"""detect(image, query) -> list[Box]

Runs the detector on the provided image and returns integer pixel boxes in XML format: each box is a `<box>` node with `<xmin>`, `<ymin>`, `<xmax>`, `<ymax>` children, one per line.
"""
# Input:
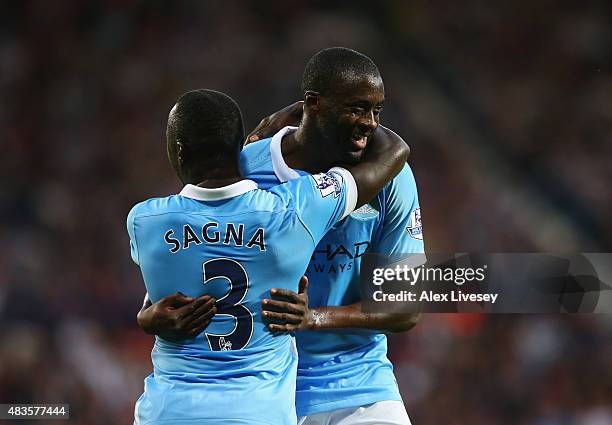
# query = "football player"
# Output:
<box><xmin>128</xmin><ymin>88</ymin><xmax>408</xmax><ymax>424</ymax></box>
<box><xmin>137</xmin><ymin>47</ymin><xmax>423</xmax><ymax>425</ymax></box>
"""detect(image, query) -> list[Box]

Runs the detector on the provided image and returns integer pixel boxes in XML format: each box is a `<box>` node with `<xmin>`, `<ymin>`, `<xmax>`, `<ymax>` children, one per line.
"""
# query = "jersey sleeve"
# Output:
<box><xmin>275</xmin><ymin>167</ymin><xmax>358</xmax><ymax>244</ymax></box>
<box><xmin>126</xmin><ymin>206</ymin><xmax>140</xmax><ymax>265</ymax></box>
<box><xmin>375</xmin><ymin>163</ymin><xmax>425</xmax><ymax>255</ymax></box>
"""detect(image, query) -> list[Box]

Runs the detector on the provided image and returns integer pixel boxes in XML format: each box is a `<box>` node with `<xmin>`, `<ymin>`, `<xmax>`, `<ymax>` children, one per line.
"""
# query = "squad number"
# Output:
<box><xmin>202</xmin><ymin>258</ymin><xmax>253</xmax><ymax>351</ymax></box>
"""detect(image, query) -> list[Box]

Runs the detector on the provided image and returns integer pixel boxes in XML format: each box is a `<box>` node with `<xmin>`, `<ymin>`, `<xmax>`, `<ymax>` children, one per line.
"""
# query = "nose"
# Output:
<box><xmin>358</xmin><ymin>110</ymin><xmax>378</xmax><ymax>133</ymax></box>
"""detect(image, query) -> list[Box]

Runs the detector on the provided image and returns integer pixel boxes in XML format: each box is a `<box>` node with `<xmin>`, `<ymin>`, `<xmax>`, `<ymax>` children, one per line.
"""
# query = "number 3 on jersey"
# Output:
<box><xmin>202</xmin><ymin>258</ymin><xmax>254</xmax><ymax>351</ymax></box>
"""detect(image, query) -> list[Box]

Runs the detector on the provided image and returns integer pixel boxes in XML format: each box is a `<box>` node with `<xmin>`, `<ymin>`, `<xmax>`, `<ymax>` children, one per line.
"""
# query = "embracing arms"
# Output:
<box><xmin>137</xmin><ymin>101</ymin><xmax>418</xmax><ymax>338</ymax></box>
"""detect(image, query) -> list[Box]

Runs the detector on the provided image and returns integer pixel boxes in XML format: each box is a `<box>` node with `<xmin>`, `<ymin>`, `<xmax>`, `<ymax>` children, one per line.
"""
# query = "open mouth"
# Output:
<box><xmin>350</xmin><ymin>134</ymin><xmax>368</xmax><ymax>150</ymax></box>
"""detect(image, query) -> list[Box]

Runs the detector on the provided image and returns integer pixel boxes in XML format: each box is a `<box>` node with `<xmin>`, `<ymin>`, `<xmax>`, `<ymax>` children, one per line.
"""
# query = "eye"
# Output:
<box><xmin>373</xmin><ymin>107</ymin><xmax>383</xmax><ymax>116</ymax></box>
<box><xmin>350</xmin><ymin>107</ymin><xmax>366</xmax><ymax>115</ymax></box>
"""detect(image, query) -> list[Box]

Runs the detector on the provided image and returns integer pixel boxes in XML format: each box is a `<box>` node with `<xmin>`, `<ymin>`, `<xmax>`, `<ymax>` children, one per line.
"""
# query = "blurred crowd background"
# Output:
<box><xmin>1</xmin><ymin>1</ymin><xmax>611</xmax><ymax>424</ymax></box>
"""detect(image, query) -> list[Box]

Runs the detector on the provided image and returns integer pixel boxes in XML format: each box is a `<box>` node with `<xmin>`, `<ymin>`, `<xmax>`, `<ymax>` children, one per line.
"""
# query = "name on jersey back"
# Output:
<box><xmin>163</xmin><ymin>222</ymin><xmax>266</xmax><ymax>253</ymax></box>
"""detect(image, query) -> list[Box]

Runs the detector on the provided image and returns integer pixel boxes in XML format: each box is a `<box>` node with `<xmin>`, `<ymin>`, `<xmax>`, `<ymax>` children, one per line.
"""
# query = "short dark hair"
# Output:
<box><xmin>166</xmin><ymin>89</ymin><xmax>244</xmax><ymax>161</ymax></box>
<box><xmin>301</xmin><ymin>47</ymin><xmax>381</xmax><ymax>96</ymax></box>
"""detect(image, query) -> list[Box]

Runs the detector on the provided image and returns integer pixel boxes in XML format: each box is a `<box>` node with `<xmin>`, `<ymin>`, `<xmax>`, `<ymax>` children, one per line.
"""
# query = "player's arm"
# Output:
<box><xmin>137</xmin><ymin>292</ymin><xmax>217</xmax><ymax>341</ymax></box>
<box><xmin>346</xmin><ymin>125</ymin><xmax>409</xmax><ymax>207</ymax></box>
<box><xmin>245</xmin><ymin>104</ymin><xmax>410</xmax><ymax>207</ymax></box>
<box><xmin>295</xmin><ymin>297</ymin><xmax>421</xmax><ymax>333</ymax></box>
<box><xmin>139</xmin><ymin>115</ymin><xmax>409</xmax><ymax>337</ymax></box>
<box><xmin>245</xmin><ymin>102</ymin><xmax>411</xmax><ymax>205</ymax></box>
<box><xmin>264</xmin><ymin>277</ymin><xmax>420</xmax><ymax>334</ymax></box>
<box><xmin>312</xmin><ymin>304</ymin><xmax>421</xmax><ymax>333</ymax></box>
<box><xmin>269</xmin><ymin>125</ymin><xmax>409</xmax><ymax>238</ymax></box>
<box><xmin>292</xmin><ymin>302</ymin><xmax>420</xmax><ymax>333</ymax></box>
<box><xmin>263</xmin><ymin>130</ymin><xmax>415</xmax><ymax>334</ymax></box>
<box><xmin>245</xmin><ymin>102</ymin><xmax>410</xmax><ymax>203</ymax></box>
<box><xmin>308</xmin><ymin>164</ymin><xmax>425</xmax><ymax>333</ymax></box>
<box><xmin>265</xmin><ymin>171</ymin><xmax>424</xmax><ymax>334</ymax></box>
<box><xmin>265</xmin><ymin>270</ymin><xmax>421</xmax><ymax>334</ymax></box>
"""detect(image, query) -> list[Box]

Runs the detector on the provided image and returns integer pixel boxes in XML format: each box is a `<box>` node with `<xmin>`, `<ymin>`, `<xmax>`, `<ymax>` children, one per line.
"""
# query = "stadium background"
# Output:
<box><xmin>1</xmin><ymin>1</ymin><xmax>611</xmax><ymax>424</ymax></box>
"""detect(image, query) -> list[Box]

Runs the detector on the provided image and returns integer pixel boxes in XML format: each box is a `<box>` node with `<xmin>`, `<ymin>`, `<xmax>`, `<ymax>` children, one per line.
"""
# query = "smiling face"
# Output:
<box><xmin>316</xmin><ymin>73</ymin><xmax>385</xmax><ymax>164</ymax></box>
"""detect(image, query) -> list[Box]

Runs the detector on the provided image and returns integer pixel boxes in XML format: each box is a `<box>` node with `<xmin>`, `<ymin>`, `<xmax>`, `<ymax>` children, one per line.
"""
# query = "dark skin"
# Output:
<box><xmin>139</xmin><ymin>76</ymin><xmax>418</xmax><ymax>338</ymax></box>
<box><xmin>138</xmin><ymin>292</ymin><xmax>217</xmax><ymax>341</ymax></box>
<box><xmin>254</xmin><ymin>87</ymin><xmax>420</xmax><ymax>334</ymax></box>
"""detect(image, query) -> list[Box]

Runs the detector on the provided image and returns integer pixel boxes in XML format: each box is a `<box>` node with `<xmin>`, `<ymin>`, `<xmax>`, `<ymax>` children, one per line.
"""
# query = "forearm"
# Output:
<box><xmin>348</xmin><ymin>126</ymin><xmax>410</xmax><ymax>206</ymax></box>
<box><xmin>309</xmin><ymin>302</ymin><xmax>420</xmax><ymax>334</ymax></box>
<box><xmin>137</xmin><ymin>294</ymin><xmax>155</xmax><ymax>334</ymax></box>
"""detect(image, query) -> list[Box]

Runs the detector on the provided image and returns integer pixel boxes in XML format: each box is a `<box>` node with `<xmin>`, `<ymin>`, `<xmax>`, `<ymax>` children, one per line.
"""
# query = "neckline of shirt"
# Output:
<box><xmin>179</xmin><ymin>180</ymin><xmax>258</xmax><ymax>201</ymax></box>
<box><xmin>270</xmin><ymin>126</ymin><xmax>301</xmax><ymax>183</ymax></box>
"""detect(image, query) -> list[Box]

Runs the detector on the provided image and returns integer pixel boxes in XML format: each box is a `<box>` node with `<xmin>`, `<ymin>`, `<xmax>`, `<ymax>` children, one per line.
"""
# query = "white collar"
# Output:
<box><xmin>179</xmin><ymin>180</ymin><xmax>258</xmax><ymax>201</ymax></box>
<box><xmin>270</xmin><ymin>126</ymin><xmax>301</xmax><ymax>183</ymax></box>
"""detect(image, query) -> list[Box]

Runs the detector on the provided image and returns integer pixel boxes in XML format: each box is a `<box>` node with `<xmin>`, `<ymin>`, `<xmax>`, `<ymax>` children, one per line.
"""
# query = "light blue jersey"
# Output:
<box><xmin>240</xmin><ymin>127</ymin><xmax>425</xmax><ymax>416</ymax></box>
<box><xmin>128</xmin><ymin>170</ymin><xmax>357</xmax><ymax>425</ymax></box>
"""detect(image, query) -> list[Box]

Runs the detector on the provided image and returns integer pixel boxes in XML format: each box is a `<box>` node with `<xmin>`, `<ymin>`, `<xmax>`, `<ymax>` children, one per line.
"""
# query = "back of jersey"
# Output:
<box><xmin>128</xmin><ymin>174</ymin><xmax>355</xmax><ymax>425</ymax></box>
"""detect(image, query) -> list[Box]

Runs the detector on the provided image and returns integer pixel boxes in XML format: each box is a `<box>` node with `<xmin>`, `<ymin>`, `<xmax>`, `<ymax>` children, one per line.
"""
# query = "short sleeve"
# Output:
<box><xmin>126</xmin><ymin>206</ymin><xmax>140</xmax><ymax>265</ymax></box>
<box><xmin>272</xmin><ymin>167</ymin><xmax>358</xmax><ymax>244</ymax></box>
<box><xmin>375</xmin><ymin>163</ymin><xmax>425</xmax><ymax>255</ymax></box>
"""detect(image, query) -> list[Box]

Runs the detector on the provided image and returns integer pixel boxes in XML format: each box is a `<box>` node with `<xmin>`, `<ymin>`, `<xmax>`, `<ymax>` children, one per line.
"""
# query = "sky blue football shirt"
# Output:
<box><xmin>240</xmin><ymin>127</ymin><xmax>425</xmax><ymax>416</ymax></box>
<box><xmin>128</xmin><ymin>169</ymin><xmax>357</xmax><ymax>425</ymax></box>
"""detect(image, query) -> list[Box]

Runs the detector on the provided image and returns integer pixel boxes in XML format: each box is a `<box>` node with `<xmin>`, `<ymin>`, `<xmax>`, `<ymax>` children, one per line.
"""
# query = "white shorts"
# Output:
<box><xmin>297</xmin><ymin>400</ymin><xmax>411</xmax><ymax>425</ymax></box>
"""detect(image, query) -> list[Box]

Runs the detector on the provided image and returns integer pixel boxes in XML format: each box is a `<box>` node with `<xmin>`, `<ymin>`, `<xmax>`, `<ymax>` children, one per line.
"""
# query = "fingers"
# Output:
<box><xmin>269</xmin><ymin>288</ymin><xmax>303</xmax><ymax>303</ymax></box>
<box><xmin>173</xmin><ymin>291</ymin><xmax>195</xmax><ymax>304</ymax></box>
<box><xmin>177</xmin><ymin>296</ymin><xmax>217</xmax><ymax>336</ymax></box>
<box><xmin>175</xmin><ymin>295</ymin><xmax>210</xmax><ymax>316</ymax></box>
<box><xmin>298</xmin><ymin>276</ymin><xmax>309</xmax><ymax>294</ymax></box>
<box><xmin>188</xmin><ymin>298</ymin><xmax>216</xmax><ymax>325</ymax></box>
<box><xmin>262</xmin><ymin>299</ymin><xmax>305</xmax><ymax>314</ymax></box>
<box><xmin>185</xmin><ymin>305</ymin><xmax>218</xmax><ymax>336</ymax></box>
<box><xmin>187</xmin><ymin>320</ymin><xmax>214</xmax><ymax>337</ymax></box>
<box><xmin>267</xmin><ymin>323</ymin><xmax>298</xmax><ymax>333</ymax></box>
<box><xmin>178</xmin><ymin>296</ymin><xmax>215</xmax><ymax>323</ymax></box>
<box><xmin>245</xmin><ymin>117</ymin><xmax>271</xmax><ymax>144</ymax></box>
<box><xmin>262</xmin><ymin>310</ymin><xmax>303</xmax><ymax>325</ymax></box>
<box><xmin>161</xmin><ymin>291</ymin><xmax>195</xmax><ymax>307</ymax></box>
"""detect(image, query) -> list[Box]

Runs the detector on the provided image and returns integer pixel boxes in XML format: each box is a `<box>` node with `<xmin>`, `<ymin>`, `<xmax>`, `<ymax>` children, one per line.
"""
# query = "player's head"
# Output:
<box><xmin>166</xmin><ymin>89</ymin><xmax>244</xmax><ymax>184</ymax></box>
<box><xmin>301</xmin><ymin>47</ymin><xmax>384</xmax><ymax>164</ymax></box>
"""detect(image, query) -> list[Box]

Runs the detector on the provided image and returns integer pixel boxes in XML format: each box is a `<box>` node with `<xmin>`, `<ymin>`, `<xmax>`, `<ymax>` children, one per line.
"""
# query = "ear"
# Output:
<box><xmin>176</xmin><ymin>140</ymin><xmax>185</xmax><ymax>164</ymax></box>
<box><xmin>303</xmin><ymin>90</ymin><xmax>320</xmax><ymax>111</ymax></box>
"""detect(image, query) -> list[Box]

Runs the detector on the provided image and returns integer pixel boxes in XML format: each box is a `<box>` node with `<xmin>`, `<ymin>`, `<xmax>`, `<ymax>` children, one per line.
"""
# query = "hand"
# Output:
<box><xmin>137</xmin><ymin>292</ymin><xmax>217</xmax><ymax>341</ymax></box>
<box><xmin>245</xmin><ymin>101</ymin><xmax>304</xmax><ymax>144</ymax></box>
<box><xmin>262</xmin><ymin>276</ymin><xmax>311</xmax><ymax>333</ymax></box>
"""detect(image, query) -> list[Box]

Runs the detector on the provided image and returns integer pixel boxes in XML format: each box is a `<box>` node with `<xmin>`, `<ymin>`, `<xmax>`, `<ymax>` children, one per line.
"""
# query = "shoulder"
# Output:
<box><xmin>239</xmin><ymin>137</ymin><xmax>273</xmax><ymax>174</ymax></box>
<box><xmin>394</xmin><ymin>162</ymin><xmax>417</xmax><ymax>185</ymax></box>
<box><xmin>127</xmin><ymin>195</ymin><xmax>180</xmax><ymax>224</ymax></box>
<box><xmin>372</xmin><ymin>162</ymin><xmax>420</xmax><ymax>218</ymax></box>
<box><xmin>267</xmin><ymin>171</ymin><xmax>346</xmax><ymax>208</ymax></box>
<box><xmin>263</xmin><ymin>175</ymin><xmax>325</xmax><ymax>213</ymax></box>
<box><xmin>265</xmin><ymin>183</ymin><xmax>296</xmax><ymax>207</ymax></box>
<box><xmin>384</xmin><ymin>162</ymin><xmax>418</xmax><ymax>197</ymax></box>
<box><xmin>233</xmin><ymin>187</ymin><xmax>296</xmax><ymax>217</ymax></box>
